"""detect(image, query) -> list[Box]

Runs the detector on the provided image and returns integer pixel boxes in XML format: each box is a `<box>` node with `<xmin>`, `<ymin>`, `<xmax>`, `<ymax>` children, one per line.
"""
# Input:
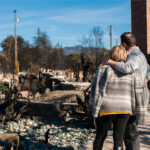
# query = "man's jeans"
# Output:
<box><xmin>124</xmin><ymin>115</ymin><xmax>140</xmax><ymax>150</ymax></box>
<box><xmin>124</xmin><ymin>85</ymin><xmax>149</xmax><ymax>150</ymax></box>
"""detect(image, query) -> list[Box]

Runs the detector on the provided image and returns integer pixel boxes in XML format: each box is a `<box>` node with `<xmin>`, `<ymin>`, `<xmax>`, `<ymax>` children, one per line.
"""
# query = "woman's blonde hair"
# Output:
<box><xmin>110</xmin><ymin>45</ymin><xmax>127</xmax><ymax>62</ymax></box>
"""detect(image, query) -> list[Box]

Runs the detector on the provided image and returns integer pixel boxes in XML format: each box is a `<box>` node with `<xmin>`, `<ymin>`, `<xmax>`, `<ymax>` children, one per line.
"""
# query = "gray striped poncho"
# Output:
<box><xmin>89</xmin><ymin>65</ymin><xmax>148</xmax><ymax>125</ymax></box>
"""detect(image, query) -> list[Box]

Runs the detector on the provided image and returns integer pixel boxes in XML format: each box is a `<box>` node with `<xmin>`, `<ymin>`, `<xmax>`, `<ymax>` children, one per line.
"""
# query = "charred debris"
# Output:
<box><xmin>0</xmin><ymin>71</ymin><xmax>93</xmax><ymax>126</ymax></box>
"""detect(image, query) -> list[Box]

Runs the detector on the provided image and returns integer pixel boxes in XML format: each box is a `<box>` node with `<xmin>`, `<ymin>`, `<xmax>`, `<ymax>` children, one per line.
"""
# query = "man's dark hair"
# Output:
<box><xmin>120</xmin><ymin>32</ymin><xmax>136</xmax><ymax>47</ymax></box>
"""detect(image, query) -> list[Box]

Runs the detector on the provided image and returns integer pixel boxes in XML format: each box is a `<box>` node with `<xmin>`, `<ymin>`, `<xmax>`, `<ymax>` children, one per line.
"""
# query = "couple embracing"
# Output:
<box><xmin>90</xmin><ymin>32</ymin><xmax>150</xmax><ymax>150</ymax></box>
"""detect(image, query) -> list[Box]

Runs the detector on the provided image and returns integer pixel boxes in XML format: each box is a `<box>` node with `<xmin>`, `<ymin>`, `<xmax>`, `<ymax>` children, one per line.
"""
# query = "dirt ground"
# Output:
<box><xmin>80</xmin><ymin>105</ymin><xmax>150</xmax><ymax>150</ymax></box>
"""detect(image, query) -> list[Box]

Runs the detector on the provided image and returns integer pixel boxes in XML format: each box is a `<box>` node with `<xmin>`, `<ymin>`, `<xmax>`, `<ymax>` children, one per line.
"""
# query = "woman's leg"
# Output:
<box><xmin>93</xmin><ymin>115</ymin><xmax>114</xmax><ymax>150</ymax></box>
<box><xmin>113</xmin><ymin>114</ymin><xmax>130</xmax><ymax>149</ymax></box>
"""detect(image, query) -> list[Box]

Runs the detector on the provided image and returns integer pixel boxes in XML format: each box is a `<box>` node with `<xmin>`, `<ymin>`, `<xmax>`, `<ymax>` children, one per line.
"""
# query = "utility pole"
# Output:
<box><xmin>14</xmin><ymin>9</ymin><xmax>18</xmax><ymax>75</ymax></box>
<box><xmin>116</xmin><ymin>39</ymin><xmax>118</xmax><ymax>45</ymax></box>
<box><xmin>108</xmin><ymin>25</ymin><xmax>113</xmax><ymax>49</ymax></box>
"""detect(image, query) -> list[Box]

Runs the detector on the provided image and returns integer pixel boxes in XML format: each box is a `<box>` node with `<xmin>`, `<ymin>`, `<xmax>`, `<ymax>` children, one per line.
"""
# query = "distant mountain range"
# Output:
<box><xmin>63</xmin><ymin>46</ymin><xmax>83</xmax><ymax>55</ymax></box>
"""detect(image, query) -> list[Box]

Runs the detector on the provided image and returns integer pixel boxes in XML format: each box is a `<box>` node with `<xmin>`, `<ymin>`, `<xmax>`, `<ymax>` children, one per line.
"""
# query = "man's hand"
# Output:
<box><xmin>108</xmin><ymin>59</ymin><xmax>117</xmax><ymax>68</ymax></box>
<box><xmin>93</xmin><ymin>117</ymin><xmax>97</xmax><ymax>129</ymax></box>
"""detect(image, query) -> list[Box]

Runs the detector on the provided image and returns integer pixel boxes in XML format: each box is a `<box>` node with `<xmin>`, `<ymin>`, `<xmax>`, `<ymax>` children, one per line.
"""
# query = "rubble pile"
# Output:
<box><xmin>0</xmin><ymin>73</ymin><xmax>12</xmax><ymax>85</ymax></box>
<box><xmin>33</xmin><ymin>90</ymin><xmax>84</xmax><ymax>102</ymax></box>
<box><xmin>18</xmin><ymin>71</ymin><xmax>90</xmax><ymax>92</ymax></box>
<box><xmin>0</xmin><ymin>71</ymin><xmax>93</xmax><ymax>149</ymax></box>
<box><xmin>0</xmin><ymin>118</ymin><xmax>95</xmax><ymax>150</ymax></box>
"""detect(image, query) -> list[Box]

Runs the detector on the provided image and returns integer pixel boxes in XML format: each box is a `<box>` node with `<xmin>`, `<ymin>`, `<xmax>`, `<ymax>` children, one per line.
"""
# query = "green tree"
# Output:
<box><xmin>63</xmin><ymin>53</ymin><xmax>81</xmax><ymax>81</ymax></box>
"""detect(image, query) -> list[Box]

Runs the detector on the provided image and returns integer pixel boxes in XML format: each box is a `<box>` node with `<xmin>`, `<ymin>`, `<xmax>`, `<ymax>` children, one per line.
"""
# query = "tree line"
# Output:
<box><xmin>0</xmin><ymin>26</ymin><xmax>109</xmax><ymax>82</ymax></box>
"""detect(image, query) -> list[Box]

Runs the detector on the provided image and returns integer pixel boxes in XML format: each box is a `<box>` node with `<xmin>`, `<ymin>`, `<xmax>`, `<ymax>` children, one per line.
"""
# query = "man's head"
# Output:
<box><xmin>120</xmin><ymin>32</ymin><xmax>136</xmax><ymax>50</ymax></box>
<box><xmin>110</xmin><ymin>45</ymin><xmax>127</xmax><ymax>62</ymax></box>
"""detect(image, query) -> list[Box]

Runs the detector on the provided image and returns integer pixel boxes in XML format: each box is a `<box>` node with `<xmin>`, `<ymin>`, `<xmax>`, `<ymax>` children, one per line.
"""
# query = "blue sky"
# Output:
<box><xmin>0</xmin><ymin>0</ymin><xmax>131</xmax><ymax>50</ymax></box>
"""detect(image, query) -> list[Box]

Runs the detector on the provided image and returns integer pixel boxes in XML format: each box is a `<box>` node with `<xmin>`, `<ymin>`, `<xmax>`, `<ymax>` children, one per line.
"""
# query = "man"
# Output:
<box><xmin>108</xmin><ymin>32</ymin><xmax>150</xmax><ymax>150</ymax></box>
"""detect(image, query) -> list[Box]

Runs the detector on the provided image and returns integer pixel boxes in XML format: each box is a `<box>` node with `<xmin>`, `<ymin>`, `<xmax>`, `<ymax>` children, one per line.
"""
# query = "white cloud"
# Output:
<box><xmin>0</xmin><ymin>1</ymin><xmax>130</xmax><ymax>30</ymax></box>
<box><xmin>48</xmin><ymin>25</ymin><xmax>59</xmax><ymax>32</ymax></box>
<box><xmin>0</xmin><ymin>0</ymin><xmax>131</xmax><ymax>48</ymax></box>
<box><xmin>19</xmin><ymin>11</ymin><xmax>40</xmax><ymax>19</ymax></box>
<box><xmin>0</xmin><ymin>24</ymin><xmax>13</xmax><ymax>29</ymax></box>
<box><xmin>45</xmin><ymin>2</ymin><xmax>130</xmax><ymax>24</ymax></box>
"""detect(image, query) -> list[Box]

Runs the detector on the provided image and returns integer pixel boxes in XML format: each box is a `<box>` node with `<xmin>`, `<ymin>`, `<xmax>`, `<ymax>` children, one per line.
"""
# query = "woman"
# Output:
<box><xmin>89</xmin><ymin>46</ymin><xmax>146</xmax><ymax>150</ymax></box>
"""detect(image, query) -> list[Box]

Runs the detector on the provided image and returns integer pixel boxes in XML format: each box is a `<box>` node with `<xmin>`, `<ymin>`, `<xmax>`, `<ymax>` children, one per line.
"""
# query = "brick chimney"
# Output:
<box><xmin>131</xmin><ymin>0</ymin><xmax>150</xmax><ymax>64</ymax></box>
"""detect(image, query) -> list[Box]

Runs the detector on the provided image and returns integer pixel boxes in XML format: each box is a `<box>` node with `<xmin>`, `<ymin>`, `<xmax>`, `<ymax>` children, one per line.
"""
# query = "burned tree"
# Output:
<box><xmin>1</xmin><ymin>36</ymin><xmax>31</xmax><ymax>73</ymax></box>
<box><xmin>79</xmin><ymin>26</ymin><xmax>104</xmax><ymax>52</ymax></box>
<box><xmin>33</xmin><ymin>28</ymin><xmax>52</xmax><ymax>69</ymax></box>
<box><xmin>0</xmin><ymin>82</ymin><xmax>30</xmax><ymax>123</ymax></box>
<box><xmin>79</xmin><ymin>26</ymin><xmax>109</xmax><ymax>82</ymax></box>
<box><xmin>76</xmin><ymin>85</ymin><xmax>96</xmax><ymax>128</ymax></box>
